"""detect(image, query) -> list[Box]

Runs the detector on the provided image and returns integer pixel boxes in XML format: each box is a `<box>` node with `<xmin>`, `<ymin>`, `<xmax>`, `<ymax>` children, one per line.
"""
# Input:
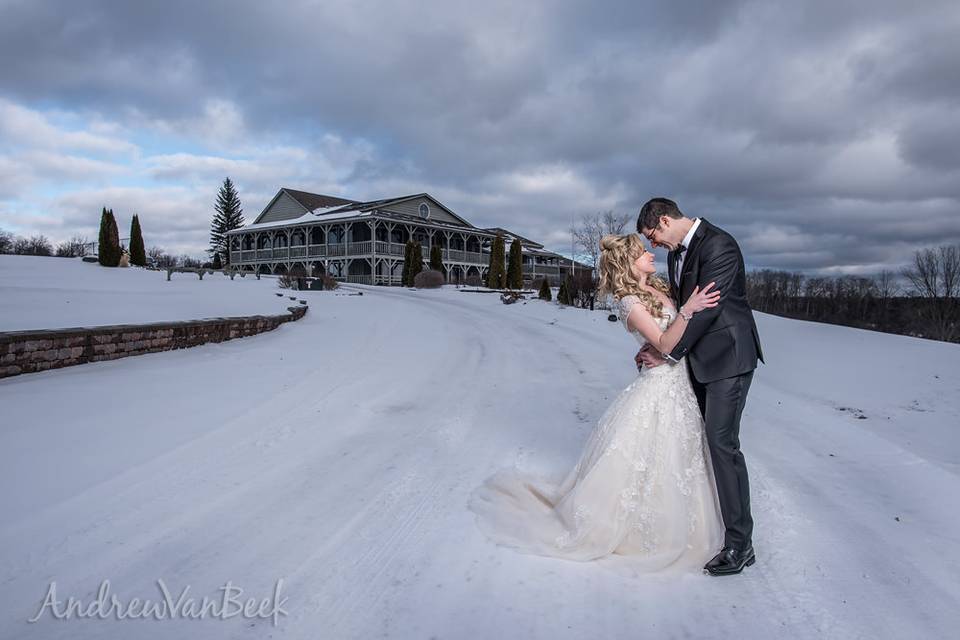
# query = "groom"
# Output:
<box><xmin>635</xmin><ymin>197</ymin><xmax>764</xmax><ymax>576</ymax></box>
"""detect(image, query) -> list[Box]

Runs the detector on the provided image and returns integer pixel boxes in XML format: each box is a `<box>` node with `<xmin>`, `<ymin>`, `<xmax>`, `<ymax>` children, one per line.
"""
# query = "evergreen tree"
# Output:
<box><xmin>212</xmin><ymin>252</ymin><xmax>223</xmax><ymax>269</ymax></box>
<box><xmin>210</xmin><ymin>177</ymin><xmax>245</xmax><ymax>266</ymax></box>
<box><xmin>97</xmin><ymin>207</ymin><xmax>121</xmax><ymax>267</ymax></box>
<box><xmin>557</xmin><ymin>277</ymin><xmax>570</xmax><ymax>305</ymax></box>
<box><xmin>486</xmin><ymin>233</ymin><xmax>506</xmax><ymax>289</ymax></box>
<box><xmin>128</xmin><ymin>214</ymin><xmax>146</xmax><ymax>266</ymax></box>
<box><xmin>538</xmin><ymin>278</ymin><xmax>552</xmax><ymax>301</ymax></box>
<box><xmin>97</xmin><ymin>207</ymin><xmax>109</xmax><ymax>265</ymax></box>
<box><xmin>507</xmin><ymin>238</ymin><xmax>523</xmax><ymax>289</ymax></box>
<box><xmin>430</xmin><ymin>244</ymin><xmax>444</xmax><ymax>275</ymax></box>
<box><xmin>410</xmin><ymin>241</ymin><xmax>424</xmax><ymax>282</ymax></box>
<box><xmin>402</xmin><ymin>240</ymin><xmax>413</xmax><ymax>286</ymax></box>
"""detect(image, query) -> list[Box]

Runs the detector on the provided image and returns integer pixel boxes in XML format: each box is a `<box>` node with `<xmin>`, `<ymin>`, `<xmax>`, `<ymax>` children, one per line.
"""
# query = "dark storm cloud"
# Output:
<box><xmin>0</xmin><ymin>0</ymin><xmax>959</xmax><ymax>271</ymax></box>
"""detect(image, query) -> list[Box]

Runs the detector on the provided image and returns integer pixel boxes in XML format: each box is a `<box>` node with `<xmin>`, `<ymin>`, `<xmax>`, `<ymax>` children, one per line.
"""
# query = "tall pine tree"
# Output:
<box><xmin>430</xmin><ymin>244</ymin><xmax>444</xmax><ymax>275</ymax></box>
<box><xmin>210</xmin><ymin>177</ymin><xmax>245</xmax><ymax>266</ymax></box>
<box><xmin>486</xmin><ymin>234</ymin><xmax>506</xmax><ymax>289</ymax></box>
<box><xmin>129</xmin><ymin>214</ymin><xmax>146</xmax><ymax>266</ymax></box>
<box><xmin>410</xmin><ymin>241</ymin><xmax>424</xmax><ymax>282</ymax></box>
<box><xmin>402</xmin><ymin>240</ymin><xmax>413</xmax><ymax>286</ymax></box>
<box><xmin>506</xmin><ymin>238</ymin><xmax>523</xmax><ymax>289</ymax></box>
<box><xmin>97</xmin><ymin>207</ymin><xmax>121</xmax><ymax>267</ymax></box>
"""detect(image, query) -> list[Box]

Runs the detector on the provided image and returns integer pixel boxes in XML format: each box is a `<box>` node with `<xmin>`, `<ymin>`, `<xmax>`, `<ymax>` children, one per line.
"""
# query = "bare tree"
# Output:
<box><xmin>0</xmin><ymin>228</ymin><xmax>13</xmax><ymax>254</ymax></box>
<box><xmin>11</xmin><ymin>237</ymin><xmax>31</xmax><ymax>254</ymax></box>
<box><xmin>55</xmin><ymin>234</ymin><xmax>91</xmax><ymax>257</ymax></box>
<box><xmin>876</xmin><ymin>270</ymin><xmax>900</xmax><ymax>300</ymax></box>
<box><xmin>902</xmin><ymin>245</ymin><xmax>960</xmax><ymax>342</ymax></box>
<box><xmin>9</xmin><ymin>234</ymin><xmax>53</xmax><ymax>255</ymax></box>
<box><xmin>147</xmin><ymin>246</ymin><xmax>177</xmax><ymax>268</ymax></box>
<box><xmin>178</xmin><ymin>254</ymin><xmax>202</xmax><ymax>268</ymax></box>
<box><xmin>571</xmin><ymin>210</ymin><xmax>631</xmax><ymax>269</ymax></box>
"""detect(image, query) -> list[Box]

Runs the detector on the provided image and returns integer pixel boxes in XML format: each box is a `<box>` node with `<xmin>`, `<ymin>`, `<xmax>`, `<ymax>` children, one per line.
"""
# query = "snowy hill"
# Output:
<box><xmin>0</xmin><ymin>278</ymin><xmax>957</xmax><ymax>639</ymax></box>
<box><xmin>0</xmin><ymin>255</ymin><xmax>295</xmax><ymax>331</ymax></box>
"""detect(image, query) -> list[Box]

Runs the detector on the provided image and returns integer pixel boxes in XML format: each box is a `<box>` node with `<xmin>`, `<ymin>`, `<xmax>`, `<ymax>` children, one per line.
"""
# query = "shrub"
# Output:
<box><xmin>414</xmin><ymin>269</ymin><xmax>444</xmax><ymax>288</ymax></box>
<box><xmin>320</xmin><ymin>271</ymin><xmax>339</xmax><ymax>290</ymax></box>
<box><xmin>301</xmin><ymin>269</ymin><xmax>338</xmax><ymax>290</ymax></box>
<box><xmin>557</xmin><ymin>277</ymin><xmax>570</xmax><ymax>305</ymax></box>
<box><xmin>538</xmin><ymin>278</ymin><xmax>552</xmax><ymax>301</ymax></box>
<box><xmin>567</xmin><ymin>271</ymin><xmax>597</xmax><ymax>309</ymax></box>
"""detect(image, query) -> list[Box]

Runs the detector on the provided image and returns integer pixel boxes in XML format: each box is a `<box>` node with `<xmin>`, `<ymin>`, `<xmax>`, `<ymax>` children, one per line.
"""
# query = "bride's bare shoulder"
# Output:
<box><xmin>617</xmin><ymin>294</ymin><xmax>652</xmax><ymax>322</ymax></box>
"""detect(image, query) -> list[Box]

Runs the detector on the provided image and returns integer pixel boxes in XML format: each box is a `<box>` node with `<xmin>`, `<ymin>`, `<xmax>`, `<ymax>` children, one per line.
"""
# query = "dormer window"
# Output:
<box><xmin>419</xmin><ymin>203</ymin><xmax>430</xmax><ymax>219</ymax></box>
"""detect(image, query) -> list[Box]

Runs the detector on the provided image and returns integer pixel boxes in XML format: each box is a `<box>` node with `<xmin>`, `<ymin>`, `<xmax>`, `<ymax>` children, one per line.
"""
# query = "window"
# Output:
<box><xmin>419</xmin><ymin>203</ymin><xmax>430</xmax><ymax>219</ymax></box>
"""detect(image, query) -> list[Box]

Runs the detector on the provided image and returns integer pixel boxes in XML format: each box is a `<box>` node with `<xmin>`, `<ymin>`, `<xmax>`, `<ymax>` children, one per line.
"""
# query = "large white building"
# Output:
<box><xmin>226</xmin><ymin>188</ymin><xmax>592</xmax><ymax>286</ymax></box>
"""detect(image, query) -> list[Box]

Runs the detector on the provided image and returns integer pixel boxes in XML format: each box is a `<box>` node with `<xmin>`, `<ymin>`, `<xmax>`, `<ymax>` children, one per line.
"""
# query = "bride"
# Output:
<box><xmin>469</xmin><ymin>233</ymin><xmax>725</xmax><ymax>571</ymax></box>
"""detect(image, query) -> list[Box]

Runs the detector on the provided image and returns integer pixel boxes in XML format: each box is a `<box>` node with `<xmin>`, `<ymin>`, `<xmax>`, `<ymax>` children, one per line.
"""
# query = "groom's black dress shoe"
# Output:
<box><xmin>704</xmin><ymin>545</ymin><xmax>755</xmax><ymax>576</ymax></box>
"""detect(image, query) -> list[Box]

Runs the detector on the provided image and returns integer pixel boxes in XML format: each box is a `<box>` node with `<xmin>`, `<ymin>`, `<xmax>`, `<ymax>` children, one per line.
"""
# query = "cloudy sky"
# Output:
<box><xmin>1</xmin><ymin>0</ymin><xmax>959</xmax><ymax>273</ymax></box>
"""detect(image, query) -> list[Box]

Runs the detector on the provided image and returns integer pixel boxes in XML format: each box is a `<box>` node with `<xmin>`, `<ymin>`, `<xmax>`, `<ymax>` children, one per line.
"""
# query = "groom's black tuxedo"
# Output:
<box><xmin>667</xmin><ymin>219</ymin><xmax>763</xmax><ymax>382</ymax></box>
<box><xmin>666</xmin><ymin>218</ymin><xmax>763</xmax><ymax>551</ymax></box>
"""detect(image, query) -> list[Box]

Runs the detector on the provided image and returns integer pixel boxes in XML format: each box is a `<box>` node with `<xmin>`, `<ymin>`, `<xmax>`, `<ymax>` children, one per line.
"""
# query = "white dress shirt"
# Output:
<box><xmin>674</xmin><ymin>217</ymin><xmax>701</xmax><ymax>287</ymax></box>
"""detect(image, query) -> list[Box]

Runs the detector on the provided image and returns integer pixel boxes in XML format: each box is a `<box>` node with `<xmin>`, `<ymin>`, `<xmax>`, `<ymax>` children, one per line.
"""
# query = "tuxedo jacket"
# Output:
<box><xmin>667</xmin><ymin>219</ymin><xmax>764</xmax><ymax>383</ymax></box>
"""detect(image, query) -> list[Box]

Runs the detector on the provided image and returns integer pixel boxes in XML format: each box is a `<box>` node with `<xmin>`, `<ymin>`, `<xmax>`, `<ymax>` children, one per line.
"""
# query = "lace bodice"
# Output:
<box><xmin>617</xmin><ymin>294</ymin><xmax>677</xmax><ymax>343</ymax></box>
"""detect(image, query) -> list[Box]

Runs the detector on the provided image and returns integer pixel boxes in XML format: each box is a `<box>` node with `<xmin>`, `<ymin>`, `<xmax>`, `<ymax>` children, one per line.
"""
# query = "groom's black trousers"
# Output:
<box><xmin>691</xmin><ymin>371</ymin><xmax>754</xmax><ymax>550</ymax></box>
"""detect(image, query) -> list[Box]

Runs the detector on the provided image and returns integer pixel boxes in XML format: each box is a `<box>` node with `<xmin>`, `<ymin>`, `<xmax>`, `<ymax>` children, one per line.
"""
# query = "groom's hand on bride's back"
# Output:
<box><xmin>635</xmin><ymin>344</ymin><xmax>666</xmax><ymax>371</ymax></box>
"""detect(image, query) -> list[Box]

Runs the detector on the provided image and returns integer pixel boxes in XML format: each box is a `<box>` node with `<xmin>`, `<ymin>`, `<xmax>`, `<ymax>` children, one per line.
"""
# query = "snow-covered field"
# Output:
<box><xmin>0</xmin><ymin>255</ymin><xmax>296</xmax><ymax>331</ymax></box>
<box><xmin>1</xmin><ymin>257</ymin><xmax>958</xmax><ymax>639</ymax></box>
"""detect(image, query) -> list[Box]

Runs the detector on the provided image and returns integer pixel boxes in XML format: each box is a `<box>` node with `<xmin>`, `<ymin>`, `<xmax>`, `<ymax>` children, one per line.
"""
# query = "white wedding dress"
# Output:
<box><xmin>469</xmin><ymin>295</ymin><xmax>724</xmax><ymax>571</ymax></box>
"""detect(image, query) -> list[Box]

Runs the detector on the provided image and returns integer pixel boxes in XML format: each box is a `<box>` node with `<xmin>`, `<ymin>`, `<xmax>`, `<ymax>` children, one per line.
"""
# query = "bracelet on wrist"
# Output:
<box><xmin>679</xmin><ymin>307</ymin><xmax>693</xmax><ymax>321</ymax></box>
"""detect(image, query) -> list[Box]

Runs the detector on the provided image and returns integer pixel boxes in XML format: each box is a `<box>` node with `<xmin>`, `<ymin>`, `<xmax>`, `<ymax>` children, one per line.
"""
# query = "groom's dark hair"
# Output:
<box><xmin>637</xmin><ymin>197</ymin><xmax>684</xmax><ymax>233</ymax></box>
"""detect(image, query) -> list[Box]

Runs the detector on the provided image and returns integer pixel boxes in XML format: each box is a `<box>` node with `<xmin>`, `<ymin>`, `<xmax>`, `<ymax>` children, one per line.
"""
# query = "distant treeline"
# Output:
<box><xmin>746</xmin><ymin>245</ymin><xmax>959</xmax><ymax>344</ymax></box>
<box><xmin>0</xmin><ymin>227</ymin><xmax>203</xmax><ymax>269</ymax></box>
<box><xmin>0</xmin><ymin>230</ymin><xmax>89</xmax><ymax>258</ymax></box>
<box><xmin>560</xmin><ymin>243</ymin><xmax>958</xmax><ymax>345</ymax></box>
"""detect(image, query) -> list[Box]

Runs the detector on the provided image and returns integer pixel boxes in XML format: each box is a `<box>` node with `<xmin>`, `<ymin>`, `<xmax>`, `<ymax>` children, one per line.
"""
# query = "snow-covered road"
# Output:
<box><xmin>1</xmin><ymin>280</ymin><xmax>958</xmax><ymax>639</ymax></box>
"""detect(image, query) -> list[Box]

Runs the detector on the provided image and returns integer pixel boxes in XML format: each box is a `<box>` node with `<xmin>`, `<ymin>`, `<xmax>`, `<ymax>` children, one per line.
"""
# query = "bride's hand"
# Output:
<box><xmin>682</xmin><ymin>282</ymin><xmax>721</xmax><ymax>314</ymax></box>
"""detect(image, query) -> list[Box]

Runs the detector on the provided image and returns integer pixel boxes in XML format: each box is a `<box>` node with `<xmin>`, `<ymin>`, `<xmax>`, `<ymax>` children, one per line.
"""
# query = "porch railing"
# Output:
<box><xmin>230</xmin><ymin>243</ymin><xmax>572</xmax><ymax>273</ymax></box>
<box><xmin>347</xmin><ymin>241</ymin><xmax>372</xmax><ymax>254</ymax></box>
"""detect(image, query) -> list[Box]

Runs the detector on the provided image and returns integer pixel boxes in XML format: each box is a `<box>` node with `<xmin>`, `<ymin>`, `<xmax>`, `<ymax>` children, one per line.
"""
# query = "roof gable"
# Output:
<box><xmin>252</xmin><ymin>188</ymin><xmax>358</xmax><ymax>225</ymax></box>
<box><xmin>282</xmin><ymin>188</ymin><xmax>356</xmax><ymax>212</ymax></box>
<box><xmin>336</xmin><ymin>193</ymin><xmax>473</xmax><ymax>227</ymax></box>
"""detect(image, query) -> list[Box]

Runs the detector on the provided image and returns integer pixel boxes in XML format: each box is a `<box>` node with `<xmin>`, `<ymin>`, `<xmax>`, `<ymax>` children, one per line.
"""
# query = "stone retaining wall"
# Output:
<box><xmin>0</xmin><ymin>305</ymin><xmax>307</xmax><ymax>379</ymax></box>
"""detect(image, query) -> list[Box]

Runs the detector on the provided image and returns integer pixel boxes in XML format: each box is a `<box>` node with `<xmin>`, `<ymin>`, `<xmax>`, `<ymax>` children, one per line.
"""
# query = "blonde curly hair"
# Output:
<box><xmin>597</xmin><ymin>233</ymin><xmax>672</xmax><ymax>318</ymax></box>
